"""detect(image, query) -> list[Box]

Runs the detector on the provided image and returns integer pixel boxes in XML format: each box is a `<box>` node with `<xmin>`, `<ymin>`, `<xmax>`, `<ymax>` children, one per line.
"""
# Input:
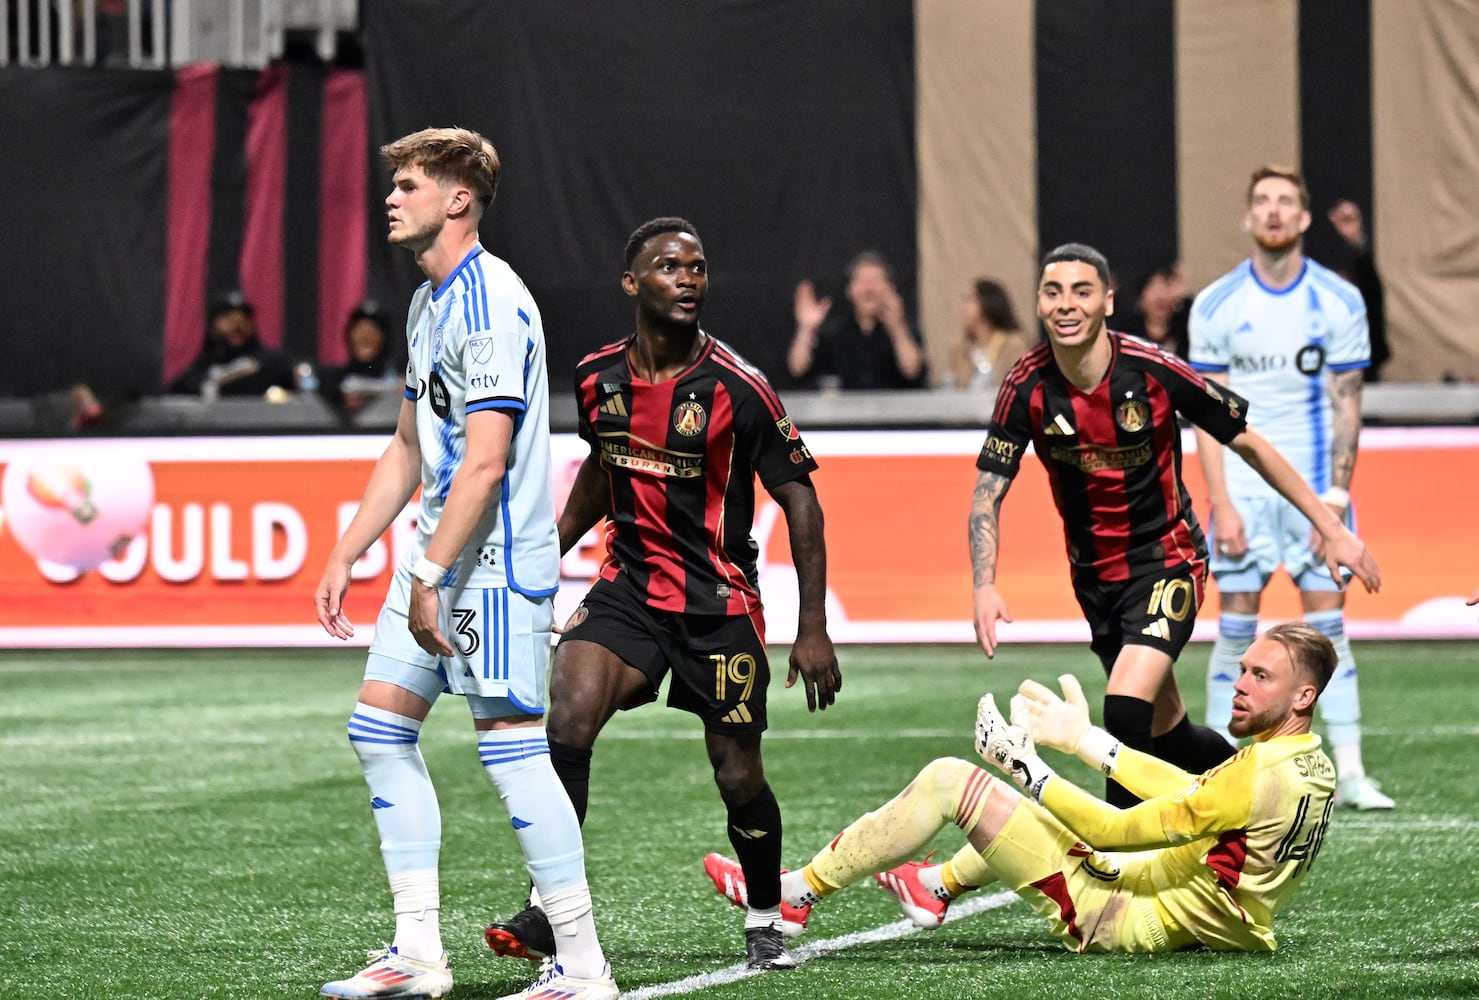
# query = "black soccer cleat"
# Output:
<box><xmin>485</xmin><ymin>904</ymin><xmax>556</xmax><ymax>961</ymax></box>
<box><xmin>743</xmin><ymin>925</ymin><xmax>798</xmax><ymax>971</ymax></box>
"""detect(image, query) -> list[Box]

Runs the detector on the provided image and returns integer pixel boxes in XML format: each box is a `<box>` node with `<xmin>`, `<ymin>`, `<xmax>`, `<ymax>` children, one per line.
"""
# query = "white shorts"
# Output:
<box><xmin>1209</xmin><ymin>495</ymin><xmax>1353</xmax><ymax>593</ymax></box>
<box><xmin>367</xmin><ymin>564</ymin><xmax>554</xmax><ymax>713</ymax></box>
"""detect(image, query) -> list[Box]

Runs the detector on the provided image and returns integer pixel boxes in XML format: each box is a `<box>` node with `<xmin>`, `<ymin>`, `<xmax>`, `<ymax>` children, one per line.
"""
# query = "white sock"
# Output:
<box><xmin>917</xmin><ymin>864</ymin><xmax>950</xmax><ymax>900</ymax></box>
<box><xmin>347</xmin><ymin>704</ymin><xmax>442</xmax><ymax>960</ymax></box>
<box><xmin>745</xmin><ymin>905</ymin><xmax>782</xmax><ymax>931</ymax></box>
<box><xmin>1206</xmin><ymin>613</ymin><xmax>1258</xmax><ymax>739</ymax></box>
<box><xmin>541</xmin><ymin>882</ymin><xmax>607</xmax><ymax>980</ymax></box>
<box><xmin>1333</xmin><ymin>743</ymin><xmax>1366</xmax><ymax>783</ymax></box>
<box><xmin>1306</xmin><ymin>609</ymin><xmax>1364</xmax><ymax>758</ymax></box>
<box><xmin>388</xmin><ymin>869</ymin><xmax>442</xmax><ymax>962</ymax></box>
<box><xmin>480</xmin><ymin>728</ymin><xmax>605</xmax><ymax>976</ymax></box>
<box><xmin>780</xmin><ymin>870</ymin><xmax>815</xmax><ymax>908</ymax></box>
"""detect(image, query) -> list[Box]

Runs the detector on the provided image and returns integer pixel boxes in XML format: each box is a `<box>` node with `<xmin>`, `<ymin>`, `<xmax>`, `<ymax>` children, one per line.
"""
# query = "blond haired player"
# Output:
<box><xmin>707</xmin><ymin>622</ymin><xmax>1337</xmax><ymax>953</ymax></box>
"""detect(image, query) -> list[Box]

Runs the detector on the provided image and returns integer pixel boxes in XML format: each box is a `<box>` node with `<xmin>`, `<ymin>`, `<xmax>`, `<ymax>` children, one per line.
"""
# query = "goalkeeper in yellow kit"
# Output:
<box><xmin>705</xmin><ymin>621</ymin><xmax>1337</xmax><ymax>952</ymax></box>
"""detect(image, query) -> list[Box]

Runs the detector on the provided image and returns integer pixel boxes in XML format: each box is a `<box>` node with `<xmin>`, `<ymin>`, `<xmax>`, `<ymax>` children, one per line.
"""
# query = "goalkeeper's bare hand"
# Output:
<box><xmin>1016</xmin><ymin>674</ymin><xmax>1091</xmax><ymax>754</ymax></box>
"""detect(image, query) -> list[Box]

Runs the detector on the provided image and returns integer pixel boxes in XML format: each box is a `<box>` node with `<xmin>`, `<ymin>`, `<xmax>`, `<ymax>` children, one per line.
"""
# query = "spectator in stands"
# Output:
<box><xmin>1323</xmin><ymin>200</ymin><xmax>1389</xmax><ymax>382</ymax></box>
<box><xmin>319</xmin><ymin>302</ymin><xmax>402</xmax><ymax>414</ymax></box>
<box><xmin>166</xmin><ymin>292</ymin><xmax>296</xmax><ymax>399</ymax></box>
<box><xmin>945</xmin><ymin>277</ymin><xmax>1035</xmax><ymax>392</ymax></box>
<box><xmin>1117</xmin><ymin>260</ymin><xmax>1191</xmax><ymax>360</ymax></box>
<box><xmin>787</xmin><ymin>252</ymin><xmax>928</xmax><ymax>390</ymax></box>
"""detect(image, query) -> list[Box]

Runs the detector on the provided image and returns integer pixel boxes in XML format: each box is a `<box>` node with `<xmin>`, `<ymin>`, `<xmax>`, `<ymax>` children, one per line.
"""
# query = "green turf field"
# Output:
<box><xmin>3</xmin><ymin>642</ymin><xmax>1477</xmax><ymax>999</ymax></box>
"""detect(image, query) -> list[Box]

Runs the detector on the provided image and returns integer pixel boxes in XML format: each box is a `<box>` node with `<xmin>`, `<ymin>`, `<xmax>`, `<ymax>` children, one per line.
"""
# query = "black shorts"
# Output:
<box><xmin>559</xmin><ymin>573</ymin><xmax>771</xmax><ymax>733</ymax></box>
<box><xmin>1072</xmin><ymin>564</ymin><xmax>1205</xmax><ymax>675</ymax></box>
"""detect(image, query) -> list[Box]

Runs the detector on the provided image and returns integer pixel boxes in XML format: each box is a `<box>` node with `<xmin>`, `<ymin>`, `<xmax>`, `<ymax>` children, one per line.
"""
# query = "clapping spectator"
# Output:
<box><xmin>787</xmin><ymin>252</ymin><xmax>928</xmax><ymax>390</ymax></box>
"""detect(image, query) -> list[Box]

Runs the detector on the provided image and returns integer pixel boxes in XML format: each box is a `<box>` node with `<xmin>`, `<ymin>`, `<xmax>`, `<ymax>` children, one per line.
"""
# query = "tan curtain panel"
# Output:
<box><xmin>1176</xmin><ymin>0</ymin><xmax>1301</xmax><ymax>294</ymax></box>
<box><xmin>915</xmin><ymin>0</ymin><xmax>1036</xmax><ymax>389</ymax></box>
<box><xmin>1373</xmin><ymin>0</ymin><xmax>1479</xmax><ymax>381</ymax></box>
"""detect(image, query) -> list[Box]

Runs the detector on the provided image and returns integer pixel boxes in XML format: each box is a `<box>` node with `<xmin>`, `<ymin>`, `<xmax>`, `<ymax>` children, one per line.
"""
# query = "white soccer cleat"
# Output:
<box><xmin>1336</xmin><ymin>775</ymin><xmax>1395</xmax><ymax>811</ymax></box>
<box><xmin>495</xmin><ymin>960</ymin><xmax>619</xmax><ymax>1000</ymax></box>
<box><xmin>320</xmin><ymin>947</ymin><xmax>452</xmax><ymax>999</ymax></box>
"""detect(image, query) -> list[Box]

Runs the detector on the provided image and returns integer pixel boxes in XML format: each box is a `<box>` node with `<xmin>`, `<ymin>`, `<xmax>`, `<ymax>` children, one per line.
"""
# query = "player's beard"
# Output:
<box><xmin>1252</xmin><ymin>229</ymin><xmax>1300</xmax><ymax>254</ymax></box>
<box><xmin>388</xmin><ymin>216</ymin><xmax>440</xmax><ymax>253</ymax></box>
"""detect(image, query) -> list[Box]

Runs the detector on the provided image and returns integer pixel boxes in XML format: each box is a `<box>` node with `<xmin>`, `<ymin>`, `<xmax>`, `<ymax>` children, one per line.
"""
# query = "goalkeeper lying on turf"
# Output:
<box><xmin>706</xmin><ymin>621</ymin><xmax>1338</xmax><ymax>952</ymax></box>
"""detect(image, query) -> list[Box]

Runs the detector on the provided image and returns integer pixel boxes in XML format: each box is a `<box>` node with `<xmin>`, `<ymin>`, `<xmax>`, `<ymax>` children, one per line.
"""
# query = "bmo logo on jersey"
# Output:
<box><xmin>1231</xmin><ymin>354</ymin><xmax>1289</xmax><ymax>374</ymax></box>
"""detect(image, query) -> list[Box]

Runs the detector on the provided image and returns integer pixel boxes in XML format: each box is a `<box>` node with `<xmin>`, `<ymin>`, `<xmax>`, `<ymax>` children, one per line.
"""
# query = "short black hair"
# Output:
<box><xmin>1040</xmin><ymin>243</ymin><xmax>1112</xmax><ymax>289</ymax></box>
<box><xmin>625</xmin><ymin>217</ymin><xmax>701</xmax><ymax>269</ymax></box>
<box><xmin>847</xmin><ymin>250</ymin><xmax>894</xmax><ymax>284</ymax></box>
<box><xmin>208</xmin><ymin>289</ymin><xmax>254</xmax><ymax>323</ymax></box>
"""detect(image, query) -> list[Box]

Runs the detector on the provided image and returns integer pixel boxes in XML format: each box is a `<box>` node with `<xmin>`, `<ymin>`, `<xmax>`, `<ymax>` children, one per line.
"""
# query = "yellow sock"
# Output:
<box><xmin>801</xmin><ymin>864</ymin><xmax>842</xmax><ymax>899</ymax></box>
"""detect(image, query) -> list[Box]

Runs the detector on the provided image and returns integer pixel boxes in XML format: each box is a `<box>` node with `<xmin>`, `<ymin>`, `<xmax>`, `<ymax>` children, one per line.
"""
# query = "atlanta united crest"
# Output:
<box><xmin>1115</xmin><ymin>399</ymin><xmax>1149</xmax><ymax>433</ymax></box>
<box><xmin>673</xmin><ymin>400</ymin><xmax>707</xmax><ymax>436</ymax></box>
<box><xmin>564</xmin><ymin>604</ymin><xmax>589</xmax><ymax>631</ymax></box>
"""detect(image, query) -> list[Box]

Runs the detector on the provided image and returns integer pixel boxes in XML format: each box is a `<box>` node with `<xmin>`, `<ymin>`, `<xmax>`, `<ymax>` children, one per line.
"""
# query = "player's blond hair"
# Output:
<box><xmin>1262</xmin><ymin>621</ymin><xmax>1337</xmax><ymax>695</ymax></box>
<box><xmin>1247</xmin><ymin>165</ymin><xmax>1309</xmax><ymax>209</ymax></box>
<box><xmin>381</xmin><ymin>127</ymin><xmax>501</xmax><ymax>209</ymax></box>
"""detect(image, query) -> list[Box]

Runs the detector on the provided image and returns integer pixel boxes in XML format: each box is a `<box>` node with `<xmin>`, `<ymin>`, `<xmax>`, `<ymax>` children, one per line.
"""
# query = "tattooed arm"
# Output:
<box><xmin>1310</xmin><ymin>368</ymin><xmax>1364</xmax><ymax>561</ymax></box>
<box><xmin>970</xmin><ymin>468</ymin><xmax>1015</xmax><ymax>658</ymax></box>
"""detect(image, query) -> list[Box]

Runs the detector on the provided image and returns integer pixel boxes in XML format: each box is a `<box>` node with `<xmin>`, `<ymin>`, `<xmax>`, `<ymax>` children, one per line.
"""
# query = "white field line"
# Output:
<box><xmin>622</xmin><ymin>890</ymin><xmax>1019</xmax><ymax>999</ymax></box>
<box><xmin>6</xmin><ymin>725</ymin><xmax>1479</xmax><ymax>749</ymax></box>
<box><xmin>590</xmin><ymin>725</ymin><xmax>1479</xmax><ymax>740</ymax></box>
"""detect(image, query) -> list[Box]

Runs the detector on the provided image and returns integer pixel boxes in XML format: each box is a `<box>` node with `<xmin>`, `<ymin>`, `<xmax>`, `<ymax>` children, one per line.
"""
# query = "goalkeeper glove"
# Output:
<box><xmin>1016</xmin><ymin>674</ymin><xmax>1121</xmax><ymax>775</ymax></box>
<box><xmin>974</xmin><ymin>693</ymin><xmax>1056</xmax><ymax>802</ymax></box>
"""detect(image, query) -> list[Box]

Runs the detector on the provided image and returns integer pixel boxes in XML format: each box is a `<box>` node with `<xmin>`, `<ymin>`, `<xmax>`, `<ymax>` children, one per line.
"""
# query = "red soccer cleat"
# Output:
<box><xmin>874</xmin><ymin>858</ymin><xmax>950</xmax><ymax>930</ymax></box>
<box><xmin>703</xmin><ymin>852</ymin><xmax>811</xmax><ymax>938</ymax></box>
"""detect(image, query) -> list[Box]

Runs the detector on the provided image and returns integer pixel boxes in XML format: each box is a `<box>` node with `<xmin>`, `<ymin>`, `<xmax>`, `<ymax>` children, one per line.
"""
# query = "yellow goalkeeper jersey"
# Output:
<box><xmin>1041</xmin><ymin>733</ymin><xmax>1336</xmax><ymax>950</ymax></box>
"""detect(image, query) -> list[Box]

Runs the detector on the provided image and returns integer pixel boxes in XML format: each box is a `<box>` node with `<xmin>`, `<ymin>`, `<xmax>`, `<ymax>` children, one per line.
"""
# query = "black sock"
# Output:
<box><xmin>726</xmin><ymin>783</ymin><xmax>783</xmax><ymax>910</ymax></box>
<box><xmin>1102</xmin><ymin>695</ymin><xmax>1154</xmax><ymax>808</ymax></box>
<box><xmin>548</xmin><ymin>739</ymin><xmax>593</xmax><ymax>826</ymax></box>
<box><xmin>1153</xmin><ymin>714</ymin><xmax>1236</xmax><ymax>774</ymax></box>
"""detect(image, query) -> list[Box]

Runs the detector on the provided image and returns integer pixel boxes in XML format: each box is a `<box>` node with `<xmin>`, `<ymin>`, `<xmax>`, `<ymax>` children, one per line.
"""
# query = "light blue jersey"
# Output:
<box><xmin>1189</xmin><ymin>258</ymin><xmax>1368</xmax><ymax>498</ymax></box>
<box><xmin>402</xmin><ymin>244</ymin><xmax>559</xmax><ymax>597</ymax></box>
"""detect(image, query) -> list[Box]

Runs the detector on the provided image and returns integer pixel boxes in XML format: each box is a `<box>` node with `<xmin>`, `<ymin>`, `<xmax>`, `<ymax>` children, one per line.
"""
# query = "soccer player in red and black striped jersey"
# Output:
<box><xmin>971</xmin><ymin>243</ymin><xmax>1380</xmax><ymax>807</ymax></box>
<box><xmin>485</xmin><ymin>217</ymin><xmax>839</xmax><ymax>974</ymax></box>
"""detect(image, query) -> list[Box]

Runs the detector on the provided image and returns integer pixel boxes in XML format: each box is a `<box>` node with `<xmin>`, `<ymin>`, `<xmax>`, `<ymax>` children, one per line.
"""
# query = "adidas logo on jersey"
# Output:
<box><xmin>1141</xmin><ymin>618</ymin><xmax>1171</xmax><ymax>640</ymax></box>
<box><xmin>599</xmin><ymin>395</ymin><xmax>628</xmax><ymax>417</ymax></box>
<box><xmin>1043</xmin><ymin>413</ymin><xmax>1075</xmax><ymax>436</ymax></box>
<box><xmin>719</xmin><ymin>704</ymin><xmax>754</xmax><ymax>724</ymax></box>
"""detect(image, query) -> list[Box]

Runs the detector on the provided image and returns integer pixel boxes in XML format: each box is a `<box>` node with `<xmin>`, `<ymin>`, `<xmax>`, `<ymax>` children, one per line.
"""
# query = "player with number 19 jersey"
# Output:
<box><xmin>572</xmin><ymin>334</ymin><xmax>817</xmax><ymax>617</ymax></box>
<box><xmin>403</xmin><ymin>244</ymin><xmax>559</xmax><ymax>596</ymax></box>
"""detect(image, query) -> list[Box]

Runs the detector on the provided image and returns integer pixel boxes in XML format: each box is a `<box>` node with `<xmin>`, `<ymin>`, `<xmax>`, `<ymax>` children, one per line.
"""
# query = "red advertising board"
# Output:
<box><xmin>2</xmin><ymin>428</ymin><xmax>1475</xmax><ymax>646</ymax></box>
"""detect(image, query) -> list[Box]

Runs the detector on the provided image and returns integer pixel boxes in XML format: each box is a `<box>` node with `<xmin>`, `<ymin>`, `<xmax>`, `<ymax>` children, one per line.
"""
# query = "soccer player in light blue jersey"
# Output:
<box><xmin>1190</xmin><ymin>164</ymin><xmax>1392</xmax><ymax>811</ymax></box>
<box><xmin>313</xmin><ymin>128</ymin><xmax>617</xmax><ymax>1000</ymax></box>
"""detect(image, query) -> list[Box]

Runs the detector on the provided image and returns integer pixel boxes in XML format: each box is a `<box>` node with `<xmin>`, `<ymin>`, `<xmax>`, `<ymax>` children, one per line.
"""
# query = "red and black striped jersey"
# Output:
<box><xmin>573</xmin><ymin>332</ymin><xmax>817</xmax><ymax>615</ymax></box>
<box><xmin>977</xmin><ymin>332</ymin><xmax>1249</xmax><ymax>584</ymax></box>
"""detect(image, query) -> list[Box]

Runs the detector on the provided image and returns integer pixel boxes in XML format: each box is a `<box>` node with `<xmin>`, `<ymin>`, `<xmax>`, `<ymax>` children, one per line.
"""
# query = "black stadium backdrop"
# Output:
<box><xmin>0</xmin><ymin>0</ymin><xmax>1374</xmax><ymax>401</ymax></box>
